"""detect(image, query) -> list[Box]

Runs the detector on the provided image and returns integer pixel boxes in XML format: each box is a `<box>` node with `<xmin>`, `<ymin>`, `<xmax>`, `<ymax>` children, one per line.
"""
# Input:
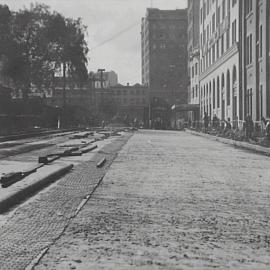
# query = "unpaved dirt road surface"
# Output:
<box><xmin>33</xmin><ymin>130</ymin><xmax>270</xmax><ymax>270</ymax></box>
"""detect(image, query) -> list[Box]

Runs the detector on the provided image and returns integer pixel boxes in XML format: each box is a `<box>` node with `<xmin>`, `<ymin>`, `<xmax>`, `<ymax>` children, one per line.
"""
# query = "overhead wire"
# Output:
<box><xmin>90</xmin><ymin>19</ymin><xmax>140</xmax><ymax>50</ymax></box>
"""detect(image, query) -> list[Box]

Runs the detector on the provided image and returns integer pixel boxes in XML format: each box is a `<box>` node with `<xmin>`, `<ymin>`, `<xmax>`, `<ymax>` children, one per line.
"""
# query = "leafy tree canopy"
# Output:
<box><xmin>0</xmin><ymin>3</ymin><xmax>89</xmax><ymax>99</ymax></box>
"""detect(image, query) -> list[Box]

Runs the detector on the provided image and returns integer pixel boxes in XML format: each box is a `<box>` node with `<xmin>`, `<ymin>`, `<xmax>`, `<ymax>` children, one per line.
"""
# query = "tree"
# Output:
<box><xmin>46</xmin><ymin>13</ymin><xmax>88</xmax><ymax>85</ymax></box>
<box><xmin>1</xmin><ymin>4</ymin><xmax>54</xmax><ymax>99</ymax></box>
<box><xmin>46</xmin><ymin>13</ymin><xmax>88</xmax><ymax>126</ymax></box>
<box><xmin>0</xmin><ymin>3</ymin><xmax>88</xmax><ymax>105</ymax></box>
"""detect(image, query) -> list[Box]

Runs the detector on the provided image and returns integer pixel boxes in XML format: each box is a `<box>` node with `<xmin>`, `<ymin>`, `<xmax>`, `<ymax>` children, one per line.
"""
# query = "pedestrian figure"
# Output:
<box><xmin>245</xmin><ymin>115</ymin><xmax>254</xmax><ymax>139</ymax></box>
<box><xmin>224</xmin><ymin>118</ymin><xmax>231</xmax><ymax>131</ymax></box>
<box><xmin>212</xmin><ymin>114</ymin><xmax>219</xmax><ymax>129</ymax></box>
<box><xmin>203</xmin><ymin>112</ymin><xmax>209</xmax><ymax>133</ymax></box>
<box><xmin>101</xmin><ymin>120</ymin><xmax>105</xmax><ymax>128</ymax></box>
<box><xmin>262</xmin><ymin>117</ymin><xmax>270</xmax><ymax>139</ymax></box>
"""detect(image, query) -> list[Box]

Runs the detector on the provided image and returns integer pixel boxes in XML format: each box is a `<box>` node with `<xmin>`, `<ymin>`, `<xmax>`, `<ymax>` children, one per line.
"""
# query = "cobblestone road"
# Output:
<box><xmin>34</xmin><ymin>130</ymin><xmax>270</xmax><ymax>270</ymax></box>
<box><xmin>0</xmin><ymin>133</ymin><xmax>132</xmax><ymax>270</ymax></box>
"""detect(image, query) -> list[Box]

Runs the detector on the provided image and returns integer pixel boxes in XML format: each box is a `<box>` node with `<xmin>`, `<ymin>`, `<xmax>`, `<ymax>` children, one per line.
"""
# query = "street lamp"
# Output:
<box><xmin>169</xmin><ymin>64</ymin><xmax>176</xmax><ymax>129</ymax></box>
<box><xmin>98</xmin><ymin>69</ymin><xmax>105</xmax><ymax>89</ymax></box>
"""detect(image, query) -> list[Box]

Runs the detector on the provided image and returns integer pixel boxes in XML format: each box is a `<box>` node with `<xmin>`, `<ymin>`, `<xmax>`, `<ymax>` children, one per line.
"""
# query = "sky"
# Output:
<box><xmin>4</xmin><ymin>0</ymin><xmax>187</xmax><ymax>84</ymax></box>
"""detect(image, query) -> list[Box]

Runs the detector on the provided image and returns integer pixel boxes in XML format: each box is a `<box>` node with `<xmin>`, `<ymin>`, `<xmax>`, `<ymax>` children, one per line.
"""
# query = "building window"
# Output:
<box><xmin>217</xmin><ymin>7</ymin><xmax>220</xmax><ymax>27</ymax></box>
<box><xmin>195</xmin><ymin>63</ymin><xmax>198</xmax><ymax>75</ymax></box>
<box><xmin>212</xmin><ymin>45</ymin><xmax>215</xmax><ymax>63</ymax></box>
<box><xmin>245</xmin><ymin>0</ymin><xmax>252</xmax><ymax>15</ymax></box>
<box><xmin>192</xmin><ymin>66</ymin><xmax>194</xmax><ymax>78</ymax></box>
<box><xmin>232</xmin><ymin>19</ymin><xmax>237</xmax><ymax>45</ymax></box>
<box><xmin>260</xmin><ymin>85</ymin><xmax>263</xmax><ymax>118</ymax></box>
<box><xmin>227</xmin><ymin>71</ymin><xmax>230</xmax><ymax>106</ymax></box>
<box><xmin>213</xmin><ymin>79</ymin><xmax>216</xmax><ymax>109</ymax></box>
<box><xmin>217</xmin><ymin>77</ymin><xmax>220</xmax><ymax>108</ymax></box>
<box><xmin>221</xmin><ymin>34</ymin><xmax>224</xmax><ymax>54</ymax></box>
<box><xmin>212</xmin><ymin>13</ymin><xmax>216</xmax><ymax>33</ymax></box>
<box><xmin>259</xmin><ymin>25</ymin><xmax>263</xmax><ymax>58</ymax></box>
<box><xmin>217</xmin><ymin>39</ymin><xmax>220</xmax><ymax>59</ymax></box>
<box><xmin>246</xmin><ymin>89</ymin><xmax>253</xmax><ymax>116</ymax></box>
<box><xmin>203</xmin><ymin>2</ymin><xmax>206</xmax><ymax>21</ymax></box>
<box><xmin>226</xmin><ymin>29</ymin><xmax>230</xmax><ymax>50</ymax></box>
<box><xmin>222</xmin><ymin>0</ymin><xmax>226</xmax><ymax>20</ymax></box>
<box><xmin>246</xmin><ymin>34</ymin><xmax>253</xmax><ymax>65</ymax></box>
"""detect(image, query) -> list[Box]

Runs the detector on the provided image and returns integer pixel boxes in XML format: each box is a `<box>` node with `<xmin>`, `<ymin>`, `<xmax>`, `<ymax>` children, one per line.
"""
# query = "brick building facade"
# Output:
<box><xmin>141</xmin><ymin>8</ymin><xmax>188</xmax><ymax>107</ymax></box>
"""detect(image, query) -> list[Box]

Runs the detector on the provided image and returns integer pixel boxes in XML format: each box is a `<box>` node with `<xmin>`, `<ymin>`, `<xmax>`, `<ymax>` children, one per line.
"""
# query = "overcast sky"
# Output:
<box><xmin>5</xmin><ymin>0</ymin><xmax>187</xmax><ymax>84</ymax></box>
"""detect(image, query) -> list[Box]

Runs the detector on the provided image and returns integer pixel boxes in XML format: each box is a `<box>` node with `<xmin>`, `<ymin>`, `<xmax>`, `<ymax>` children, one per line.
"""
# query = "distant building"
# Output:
<box><xmin>94</xmin><ymin>71</ymin><xmax>118</xmax><ymax>89</ymax></box>
<box><xmin>141</xmin><ymin>8</ymin><xmax>188</xmax><ymax>107</ymax></box>
<box><xmin>187</xmin><ymin>0</ymin><xmax>200</xmax><ymax>121</ymax></box>
<box><xmin>199</xmin><ymin>0</ymin><xmax>240</xmax><ymax>126</ymax></box>
<box><xmin>239</xmin><ymin>0</ymin><xmax>270</xmax><ymax>121</ymax></box>
<box><xmin>111</xmin><ymin>83</ymin><xmax>149</xmax><ymax>124</ymax></box>
<box><xmin>45</xmin><ymin>77</ymin><xmax>94</xmax><ymax>113</ymax></box>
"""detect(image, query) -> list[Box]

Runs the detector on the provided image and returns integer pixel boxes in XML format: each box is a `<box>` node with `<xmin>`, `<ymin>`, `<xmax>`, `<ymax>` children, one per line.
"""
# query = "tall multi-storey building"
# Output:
<box><xmin>199</xmin><ymin>0</ymin><xmax>240</xmax><ymax>126</ymax></box>
<box><xmin>141</xmin><ymin>8</ymin><xmax>188</xmax><ymax>106</ymax></box>
<box><xmin>239</xmin><ymin>0</ymin><xmax>270</xmax><ymax>122</ymax></box>
<box><xmin>187</xmin><ymin>0</ymin><xmax>200</xmax><ymax>121</ymax></box>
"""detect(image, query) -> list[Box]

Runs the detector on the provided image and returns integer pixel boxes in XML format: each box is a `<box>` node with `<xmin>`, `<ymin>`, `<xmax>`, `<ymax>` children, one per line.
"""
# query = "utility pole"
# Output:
<box><xmin>62</xmin><ymin>62</ymin><xmax>67</xmax><ymax>128</ymax></box>
<box><xmin>97</xmin><ymin>69</ymin><xmax>106</xmax><ymax>123</ymax></box>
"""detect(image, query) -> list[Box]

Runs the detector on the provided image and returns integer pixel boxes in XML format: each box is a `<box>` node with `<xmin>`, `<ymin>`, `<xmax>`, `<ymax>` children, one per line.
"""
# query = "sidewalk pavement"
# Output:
<box><xmin>33</xmin><ymin>130</ymin><xmax>270</xmax><ymax>270</ymax></box>
<box><xmin>185</xmin><ymin>129</ymin><xmax>270</xmax><ymax>156</ymax></box>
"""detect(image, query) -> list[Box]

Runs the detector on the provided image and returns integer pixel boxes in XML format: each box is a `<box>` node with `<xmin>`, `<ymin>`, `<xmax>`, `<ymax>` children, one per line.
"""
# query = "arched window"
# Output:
<box><xmin>217</xmin><ymin>76</ymin><xmax>220</xmax><ymax>108</ymax></box>
<box><xmin>213</xmin><ymin>79</ymin><xmax>216</xmax><ymax>109</ymax></box>
<box><xmin>221</xmin><ymin>73</ymin><xmax>225</xmax><ymax>101</ymax></box>
<box><xmin>232</xmin><ymin>66</ymin><xmax>237</xmax><ymax>87</ymax></box>
<box><xmin>227</xmin><ymin>70</ymin><xmax>230</xmax><ymax>105</ymax></box>
<box><xmin>232</xmin><ymin>66</ymin><xmax>237</xmax><ymax>119</ymax></box>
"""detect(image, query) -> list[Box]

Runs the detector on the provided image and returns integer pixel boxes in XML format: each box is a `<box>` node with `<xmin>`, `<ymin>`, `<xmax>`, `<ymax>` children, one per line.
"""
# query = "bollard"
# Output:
<box><xmin>81</xmin><ymin>145</ymin><xmax>97</xmax><ymax>154</ymax></box>
<box><xmin>1</xmin><ymin>172</ymin><xmax>23</xmax><ymax>187</ymax></box>
<box><xmin>38</xmin><ymin>155</ymin><xmax>60</xmax><ymax>164</ymax></box>
<box><xmin>96</xmin><ymin>157</ymin><xmax>106</xmax><ymax>168</ymax></box>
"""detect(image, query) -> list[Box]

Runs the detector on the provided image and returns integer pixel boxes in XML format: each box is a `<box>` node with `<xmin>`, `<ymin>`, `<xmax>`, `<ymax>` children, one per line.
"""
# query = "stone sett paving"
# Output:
<box><xmin>34</xmin><ymin>130</ymin><xmax>270</xmax><ymax>270</ymax></box>
<box><xmin>0</xmin><ymin>133</ymin><xmax>132</xmax><ymax>270</ymax></box>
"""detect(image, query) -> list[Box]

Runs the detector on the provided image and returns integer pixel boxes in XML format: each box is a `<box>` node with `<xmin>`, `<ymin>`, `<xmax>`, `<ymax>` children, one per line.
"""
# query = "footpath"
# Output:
<box><xmin>185</xmin><ymin>129</ymin><xmax>270</xmax><ymax>156</ymax></box>
<box><xmin>0</xmin><ymin>132</ymin><xmax>132</xmax><ymax>270</ymax></box>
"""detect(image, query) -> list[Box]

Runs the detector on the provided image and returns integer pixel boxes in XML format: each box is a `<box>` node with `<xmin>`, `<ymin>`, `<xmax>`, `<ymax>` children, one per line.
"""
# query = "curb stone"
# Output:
<box><xmin>185</xmin><ymin>129</ymin><xmax>270</xmax><ymax>156</ymax></box>
<box><xmin>0</xmin><ymin>164</ymin><xmax>73</xmax><ymax>214</ymax></box>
